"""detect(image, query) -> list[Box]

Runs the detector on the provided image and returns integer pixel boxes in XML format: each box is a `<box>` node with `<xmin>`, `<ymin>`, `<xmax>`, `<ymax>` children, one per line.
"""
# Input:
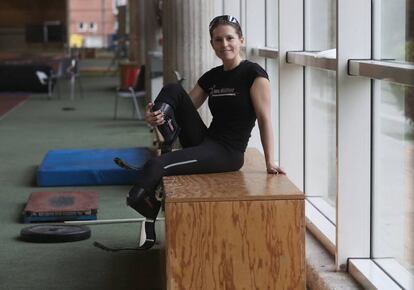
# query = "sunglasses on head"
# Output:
<box><xmin>209</xmin><ymin>15</ymin><xmax>240</xmax><ymax>31</ymax></box>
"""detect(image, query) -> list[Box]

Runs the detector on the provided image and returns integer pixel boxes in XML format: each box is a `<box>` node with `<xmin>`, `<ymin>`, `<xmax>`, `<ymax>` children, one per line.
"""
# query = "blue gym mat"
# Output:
<box><xmin>37</xmin><ymin>147</ymin><xmax>154</xmax><ymax>186</ymax></box>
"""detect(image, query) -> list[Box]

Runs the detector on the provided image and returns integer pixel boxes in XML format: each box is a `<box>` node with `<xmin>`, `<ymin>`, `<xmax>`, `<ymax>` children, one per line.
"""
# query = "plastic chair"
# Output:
<box><xmin>114</xmin><ymin>65</ymin><xmax>146</xmax><ymax>120</ymax></box>
<box><xmin>67</xmin><ymin>56</ymin><xmax>84</xmax><ymax>100</ymax></box>
<box><xmin>47</xmin><ymin>56</ymin><xmax>83</xmax><ymax>100</ymax></box>
<box><xmin>49</xmin><ymin>57</ymin><xmax>71</xmax><ymax>99</ymax></box>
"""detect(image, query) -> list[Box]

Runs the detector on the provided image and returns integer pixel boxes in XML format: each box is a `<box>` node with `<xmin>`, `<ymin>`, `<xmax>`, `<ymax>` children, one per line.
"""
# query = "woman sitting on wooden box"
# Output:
<box><xmin>127</xmin><ymin>15</ymin><xmax>285</xmax><ymax>230</ymax></box>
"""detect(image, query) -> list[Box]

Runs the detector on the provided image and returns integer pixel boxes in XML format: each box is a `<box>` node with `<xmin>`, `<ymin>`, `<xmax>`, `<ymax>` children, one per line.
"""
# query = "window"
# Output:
<box><xmin>304</xmin><ymin>0</ymin><xmax>337</xmax><ymax>214</ymax></box>
<box><xmin>78</xmin><ymin>22</ymin><xmax>87</xmax><ymax>33</ymax></box>
<box><xmin>372</xmin><ymin>81</ymin><xmax>414</xmax><ymax>279</ymax></box>
<box><xmin>371</xmin><ymin>0</ymin><xmax>414</xmax><ymax>283</ymax></box>
<box><xmin>305</xmin><ymin>68</ymin><xmax>336</xmax><ymax>209</ymax></box>
<box><xmin>216</xmin><ymin>0</ymin><xmax>414</xmax><ymax>288</ymax></box>
<box><xmin>305</xmin><ymin>0</ymin><xmax>336</xmax><ymax>51</ymax></box>
<box><xmin>89</xmin><ymin>22</ymin><xmax>98</xmax><ymax>33</ymax></box>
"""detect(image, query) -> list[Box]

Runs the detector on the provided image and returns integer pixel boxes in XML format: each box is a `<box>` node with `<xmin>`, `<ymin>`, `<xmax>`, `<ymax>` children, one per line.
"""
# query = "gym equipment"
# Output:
<box><xmin>37</xmin><ymin>147</ymin><xmax>154</xmax><ymax>186</ymax></box>
<box><xmin>23</xmin><ymin>191</ymin><xmax>98</xmax><ymax>223</ymax></box>
<box><xmin>0</xmin><ymin>63</ymin><xmax>54</xmax><ymax>93</ymax></box>
<box><xmin>20</xmin><ymin>224</ymin><xmax>91</xmax><ymax>243</ymax></box>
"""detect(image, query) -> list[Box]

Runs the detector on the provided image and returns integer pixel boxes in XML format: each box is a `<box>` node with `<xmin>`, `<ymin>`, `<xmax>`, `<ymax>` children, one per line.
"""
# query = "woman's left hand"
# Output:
<box><xmin>266</xmin><ymin>161</ymin><xmax>286</xmax><ymax>175</ymax></box>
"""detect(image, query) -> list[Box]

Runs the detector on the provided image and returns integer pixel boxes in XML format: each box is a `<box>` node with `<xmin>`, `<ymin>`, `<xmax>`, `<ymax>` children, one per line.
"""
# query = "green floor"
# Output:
<box><xmin>0</xmin><ymin>75</ymin><xmax>165</xmax><ymax>290</ymax></box>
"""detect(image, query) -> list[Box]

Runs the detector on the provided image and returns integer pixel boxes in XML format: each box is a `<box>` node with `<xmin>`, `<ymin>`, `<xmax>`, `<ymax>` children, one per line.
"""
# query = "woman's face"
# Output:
<box><xmin>210</xmin><ymin>24</ymin><xmax>244</xmax><ymax>63</ymax></box>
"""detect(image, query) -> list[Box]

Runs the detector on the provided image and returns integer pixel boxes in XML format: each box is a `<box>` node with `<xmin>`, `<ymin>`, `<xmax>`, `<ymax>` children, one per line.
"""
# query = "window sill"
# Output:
<box><xmin>287</xmin><ymin>50</ymin><xmax>337</xmax><ymax>71</ymax></box>
<box><xmin>305</xmin><ymin>199</ymin><xmax>336</xmax><ymax>256</ymax></box>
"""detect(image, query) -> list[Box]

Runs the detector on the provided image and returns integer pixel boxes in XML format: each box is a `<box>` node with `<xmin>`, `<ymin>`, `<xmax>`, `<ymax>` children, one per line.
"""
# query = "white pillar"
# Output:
<box><xmin>336</xmin><ymin>0</ymin><xmax>371</xmax><ymax>270</ymax></box>
<box><xmin>162</xmin><ymin>0</ymin><xmax>216</xmax><ymax>125</ymax></box>
<box><xmin>144</xmin><ymin>0</ymin><xmax>163</xmax><ymax>102</ymax></box>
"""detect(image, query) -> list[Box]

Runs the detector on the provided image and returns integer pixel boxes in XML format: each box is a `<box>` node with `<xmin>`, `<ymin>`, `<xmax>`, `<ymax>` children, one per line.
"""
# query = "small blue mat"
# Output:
<box><xmin>37</xmin><ymin>147</ymin><xmax>154</xmax><ymax>186</ymax></box>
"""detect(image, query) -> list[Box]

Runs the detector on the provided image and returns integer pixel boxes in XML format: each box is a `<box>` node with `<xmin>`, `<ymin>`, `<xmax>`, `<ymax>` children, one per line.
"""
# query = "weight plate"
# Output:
<box><xmin>20</xmin><ymin>225</ymin><xmax>91</xmax><ymax>243</ymax></box>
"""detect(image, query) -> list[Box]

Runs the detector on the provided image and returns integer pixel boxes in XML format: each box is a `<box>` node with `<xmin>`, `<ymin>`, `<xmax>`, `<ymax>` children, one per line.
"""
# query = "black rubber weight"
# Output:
<box><xmin>20</xmin><ymin>225</ymin><xmax>91</xmax><ymax>243</ymax></box>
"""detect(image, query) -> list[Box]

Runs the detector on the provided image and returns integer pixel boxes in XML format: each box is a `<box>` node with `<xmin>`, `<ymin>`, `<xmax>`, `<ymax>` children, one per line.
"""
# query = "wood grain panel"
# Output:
<box><xmin>165</xmin><ymin>199</ymin><xmax>305</xmax><ymax>290</ymax></box>
<box><xmin>164</xmin><ymin>148</ymin><xmax>303</xmax><ymax>202</ymax></box>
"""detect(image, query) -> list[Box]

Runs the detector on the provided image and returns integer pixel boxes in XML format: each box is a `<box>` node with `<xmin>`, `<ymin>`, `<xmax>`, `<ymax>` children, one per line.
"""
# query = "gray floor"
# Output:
<box><xmin>0</xmin><ymin>75</ymin><xmax>165</xmax><ymax>290</ymax></box>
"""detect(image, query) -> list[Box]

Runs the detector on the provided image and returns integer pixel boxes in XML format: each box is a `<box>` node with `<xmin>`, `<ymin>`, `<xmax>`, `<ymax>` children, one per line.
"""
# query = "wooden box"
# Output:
<box><xmin>163</xmin><ymin>149</ymin><xmax>305</xmax><ymax>290</ymax></box>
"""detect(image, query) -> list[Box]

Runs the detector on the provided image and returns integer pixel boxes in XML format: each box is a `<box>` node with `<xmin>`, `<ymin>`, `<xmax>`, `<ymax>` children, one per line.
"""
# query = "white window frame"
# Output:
<box><xmin>280</xmin><ymin>0</ymin><xmax>339</xmax><ymax>262</ymax></box>
<box><xmin>283</xmin><ymin>0</ymin><xmax>370</xmax><ymax>273</ymax></box>
<box><xmin>346</xmin><ymin>0</ymin><xmax>414</xmax><ymax>288</ymax></box>
<box><xmin>336</xmin><ymin>0</ymin><xmax>372</xmax><ymax>270</ymax></box>
<box><xmin>279</xmin><ymin>0</ymin><xmax>372</xmax><ymax>275</ymax></box>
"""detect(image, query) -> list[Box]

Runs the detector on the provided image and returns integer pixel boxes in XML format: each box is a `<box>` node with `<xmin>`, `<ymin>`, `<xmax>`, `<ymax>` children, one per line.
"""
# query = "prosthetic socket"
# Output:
<box><xmin>152</xmin><ymin>102</ymin><xmax>180</xmax><ymax>146</ymax></box>
<box><xmin>127</xmin><ymin>186</ymin><xmax>161</xmax><ymax>220</ymax></box>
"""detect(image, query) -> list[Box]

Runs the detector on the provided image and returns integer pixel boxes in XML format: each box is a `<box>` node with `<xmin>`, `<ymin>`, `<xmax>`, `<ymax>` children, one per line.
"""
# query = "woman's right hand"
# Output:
<box><xmin>145</xmin><ymin>102</ymin><xmax>165</xmax><ymax>127</ymax></box>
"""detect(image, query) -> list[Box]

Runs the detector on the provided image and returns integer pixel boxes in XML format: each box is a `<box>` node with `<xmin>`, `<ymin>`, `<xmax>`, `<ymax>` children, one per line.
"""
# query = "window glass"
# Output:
<box><xmin>78</xmin><ymin>22</ymin><xmax>86</xmax><ymax>32</ymax></box>
<box><xmin>372</xmin><ymin>0</ymin><xmax>414</xmax><ymax>279</ymax></box>
<box><xmin>372</xmin><ymin>81</ymin><xmax>414</xmax><ymax>277</ymax></box>
<box><xmin>380</xmin><ymin>0</ymin><xmax>412</xmax><ymax>62</ymax></box>
<box><xmin>304</xmin><ymin>0</ymin><xmax>337</xmax><ymax>217</ymax></box>
<box><xmin>89</xmin><ymin>22</ymin><xmax>98</xmax><ymax>32</ymax></box>
<box><xmin>305</xmin><ymin>0</ymin><xmax>336</xmax><ymax>51</ymax></box>
<box><xmin>305</xmin><ymin>68</ymin><xmax>337</xmax><ymax>211</ymax></box>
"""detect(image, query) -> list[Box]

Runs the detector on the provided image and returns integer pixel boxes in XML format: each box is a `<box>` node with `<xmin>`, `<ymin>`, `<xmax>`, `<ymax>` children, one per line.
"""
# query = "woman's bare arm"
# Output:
<box><xmin>250</xmin><ymin>77</ymin><xmax>285</xmax><ymax>174</ymax></box>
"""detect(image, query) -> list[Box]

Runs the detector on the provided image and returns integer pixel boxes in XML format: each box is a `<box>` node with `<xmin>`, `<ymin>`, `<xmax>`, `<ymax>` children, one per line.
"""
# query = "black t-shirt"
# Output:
<box><xmin>198</xmin><ymin>60</ymin><xmax>269</xmax><ymax>152</ymax></box>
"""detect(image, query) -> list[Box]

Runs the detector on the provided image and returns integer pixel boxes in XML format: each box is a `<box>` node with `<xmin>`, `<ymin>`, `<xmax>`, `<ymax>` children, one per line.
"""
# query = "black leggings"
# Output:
<box><xmin>134</xmin><ymin>83</ymin><xmax>244</xmax><ymax>192</ymax></box>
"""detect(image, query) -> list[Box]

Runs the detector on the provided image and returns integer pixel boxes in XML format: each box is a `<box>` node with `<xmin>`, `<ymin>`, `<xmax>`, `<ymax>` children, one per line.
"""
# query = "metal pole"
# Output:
<box><xmin>64</xmin><ymin>217</ymin><xmax>165</xmax><ymax>225</ymax></box>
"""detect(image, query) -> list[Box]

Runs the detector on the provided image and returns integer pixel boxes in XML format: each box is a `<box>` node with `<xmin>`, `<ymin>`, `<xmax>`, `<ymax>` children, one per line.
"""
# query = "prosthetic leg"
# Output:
<box><xmin>127</xmin><ymin>183</ymin><xmax>165</xmax><ymax>249</ymax></box>
<box><xmin>123</xmin><ymin>102</ymin><xmax>180</xmax><ymax>250</ymax></box>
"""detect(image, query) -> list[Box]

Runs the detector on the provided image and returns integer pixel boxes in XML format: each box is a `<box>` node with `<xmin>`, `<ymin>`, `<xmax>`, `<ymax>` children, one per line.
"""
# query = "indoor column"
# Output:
<box><xmin>162</xmin><ymin>0</ymin><xmax>216</xmax><ymax>125</ymax></box>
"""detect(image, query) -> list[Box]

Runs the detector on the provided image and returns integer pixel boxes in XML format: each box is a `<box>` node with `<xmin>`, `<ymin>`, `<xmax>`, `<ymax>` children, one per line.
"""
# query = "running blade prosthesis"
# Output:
<box><xmin>113</xmin><ymin>157</ymin><xmax>140</xmax><ymax>171</ymax></box>
<box><xmin>93</xmin><ymin>220</ymin><xmax>156</xmax><ymax>252</ymax></box>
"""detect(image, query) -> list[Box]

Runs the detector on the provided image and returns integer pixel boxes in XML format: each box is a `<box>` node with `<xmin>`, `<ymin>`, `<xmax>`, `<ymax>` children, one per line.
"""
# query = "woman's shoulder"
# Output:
<box><xmin>200</xmin><ymin>64</ymin><xmax>223</xmax><ymax>78</ymax></box>
<box><xmin>243</xmin><ymin>60</ymin><xmax>265</xmax><ymax>71</ymax></box>
<box><xmin>198</xmin><ymin>65</ymin><xmax>223</xmax><ymax>89</ymax></box>
<box><xmin>208</xmin><ymin>64</ymin><xmax>224</xmax><ymax>73</ymax></box>
<box><xmin>242</xmin><ymin>60</ymin><xmax>269</xmax><ymax>80</ymax></box>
